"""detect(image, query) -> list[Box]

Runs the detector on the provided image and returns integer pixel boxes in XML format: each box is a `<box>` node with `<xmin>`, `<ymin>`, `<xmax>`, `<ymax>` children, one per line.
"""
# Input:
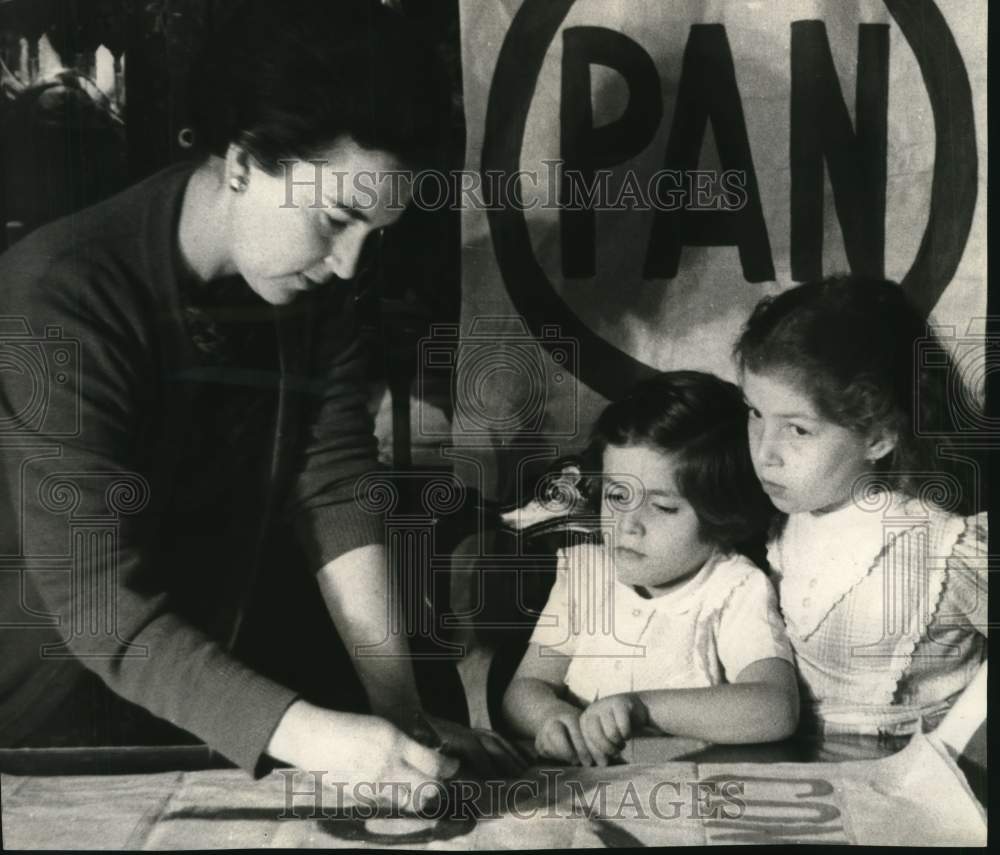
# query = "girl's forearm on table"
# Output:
<box><xmin>635</xmin><ymin>681</ymin><xmax>799</xmax><ymax>744</ymax></box>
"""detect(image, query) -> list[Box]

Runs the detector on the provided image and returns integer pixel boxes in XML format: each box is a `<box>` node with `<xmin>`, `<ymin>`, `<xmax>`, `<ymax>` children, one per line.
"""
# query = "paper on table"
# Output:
<box><xmin>1</xmin><ymin>679</ymin><xmax>987</xmax><ymax>850</ymax></box>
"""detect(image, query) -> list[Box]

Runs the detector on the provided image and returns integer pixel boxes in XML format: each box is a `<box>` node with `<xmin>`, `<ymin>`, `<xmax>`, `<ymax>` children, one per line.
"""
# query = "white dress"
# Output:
<box><xmin>529</xmin><ymin>543</ymin><xmax>794</xmax><ymax>704</ymax></box>
<box><xmin>767</xmin><ymin>492</ymin><xmax>988</xmax><ymax>735</ymax></box>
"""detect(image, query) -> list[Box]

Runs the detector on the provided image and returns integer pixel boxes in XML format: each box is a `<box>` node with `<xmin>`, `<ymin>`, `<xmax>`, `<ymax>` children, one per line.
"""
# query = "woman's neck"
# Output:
<box><xmin>178</xmin><ymin>158</ymin><xmax>237</xmax><ymax>283</ymax></box>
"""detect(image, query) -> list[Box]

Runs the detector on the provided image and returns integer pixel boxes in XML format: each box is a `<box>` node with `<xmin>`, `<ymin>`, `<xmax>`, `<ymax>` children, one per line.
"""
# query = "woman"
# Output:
<box><xmin>0</xmin><ymin>0</ymin><xmax>519</xmax><ymax>807</ymax></box>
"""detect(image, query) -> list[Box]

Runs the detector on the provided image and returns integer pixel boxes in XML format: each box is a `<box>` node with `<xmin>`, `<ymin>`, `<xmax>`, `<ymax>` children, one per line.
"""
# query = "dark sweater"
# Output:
<box><xmin>0</xmin><ymin>163</ymin><xmax>386</xmax><ymax>773</ymax></box>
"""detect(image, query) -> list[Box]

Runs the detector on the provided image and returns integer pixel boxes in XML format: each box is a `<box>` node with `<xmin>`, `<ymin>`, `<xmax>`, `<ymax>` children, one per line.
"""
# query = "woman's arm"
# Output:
<box><xmin>316</xmin><ymin>543</ymin><xmax>422</xmax><ymax>714</ymax></box>
<box><xmin>633</xmin><ymin>657</ymin><xmax>799</xmax><ymax>744</ymax></box>
<box><xmin>317</xmin><ymin>543</ymin><xmax>528</xmax><ymax>775</ymax></box>
<box><xmin>0</xmin><ymin>248</ymin><xmax>300</xmax><ymax>775</ymax></box>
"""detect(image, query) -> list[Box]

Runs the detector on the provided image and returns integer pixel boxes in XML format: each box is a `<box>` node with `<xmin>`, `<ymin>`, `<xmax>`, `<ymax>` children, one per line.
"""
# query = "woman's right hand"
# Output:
<box><xmin>534</xmin><ymin>710</ymin><xmax>594</xmax><ymax>766</ymax></box>
<box><xmin>267</xmin><ymin>700</ymin><xmax>460</xmax><ymax>811</ymax></box>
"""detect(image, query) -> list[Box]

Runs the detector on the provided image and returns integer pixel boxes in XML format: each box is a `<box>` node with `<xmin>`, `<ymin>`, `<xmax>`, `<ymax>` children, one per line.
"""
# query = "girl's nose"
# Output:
<box><xmin>617</xmin><ymin>509</ymin><xmax>643</xmax><ymax>536</ymax></box>
<box><xmin>754</xmin><ymin>428</ymin><xmax>782</xmax><ymax>468</ymax></box>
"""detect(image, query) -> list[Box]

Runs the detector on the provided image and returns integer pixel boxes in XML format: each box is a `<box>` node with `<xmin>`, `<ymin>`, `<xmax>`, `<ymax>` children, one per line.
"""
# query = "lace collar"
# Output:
<box><xmin>768</xmin><ymin>492</ymin><xmax>921</xmax><ymax>639</ymax></box>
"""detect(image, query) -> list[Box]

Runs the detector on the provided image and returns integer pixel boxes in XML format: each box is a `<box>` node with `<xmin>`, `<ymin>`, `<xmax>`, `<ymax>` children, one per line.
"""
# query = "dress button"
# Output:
<box><xmin>809</xmin><ymin>579</ymin><xmax>818</xmax><ymax>589</ymax></box>
<box><xmin>802</xmin><ymin>597</ymin><xmax>812</xmax><ymax>607</ymax></box>
<box><xmin>614</xmin><ymin>661</ymin><xmax>622</xmax><ymax>671</ymax></box>
<box><xmin>632</xmin><ymin>609</ymin><xmax>642</xmax><ymax>618</ymax></box>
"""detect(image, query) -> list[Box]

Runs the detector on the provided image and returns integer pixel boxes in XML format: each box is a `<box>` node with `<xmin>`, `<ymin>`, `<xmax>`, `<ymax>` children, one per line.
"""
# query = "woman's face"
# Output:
<box><xmin>226</xmin><ymin>137</ymin><xmax>410</xmax><ymax>305</ymax></box>
<box><xmin>741</xmin><ymin>369</ymin><xmax>892</xmax><ymax>515</ymax></box>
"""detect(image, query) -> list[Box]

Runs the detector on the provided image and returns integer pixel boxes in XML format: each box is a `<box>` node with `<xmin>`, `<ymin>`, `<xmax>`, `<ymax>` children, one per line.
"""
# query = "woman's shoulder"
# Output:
<box><xmin>0</xmin><ymin>162</ymin><xmax>194</xmax><ymax>307</ymax></box>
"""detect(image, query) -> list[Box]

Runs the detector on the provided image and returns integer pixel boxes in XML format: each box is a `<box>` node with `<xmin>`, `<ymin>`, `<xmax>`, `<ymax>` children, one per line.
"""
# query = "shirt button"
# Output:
<box><xmin>802</xmin><ymin>597</ymin><xmax>812</xmax><ymax>607</ymax></box>
<box><xmin>632</xmin><ymin>609</ymin><xmax>642</xmax><ymax>617</ymax></box>
<box><xmin>614</xmin><ymin>661</ymin><xmax>622</xmax><ymax>671</ymax></box>
<box><xmin>809</xmin><ymin>579</ymin><xmax>818</xmax><ymax>589</ymax></box>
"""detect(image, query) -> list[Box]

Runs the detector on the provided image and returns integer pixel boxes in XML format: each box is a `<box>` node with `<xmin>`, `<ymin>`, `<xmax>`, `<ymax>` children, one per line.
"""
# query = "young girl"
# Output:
<box><xmin>502</xmin><ymin>371</ymin><xmax>799</xmax><ymax>766</ymax></box>
<box><xmin>735</xmin><ymin>275</ymin><xmax>988</xmax><ymax>738</ymax></box>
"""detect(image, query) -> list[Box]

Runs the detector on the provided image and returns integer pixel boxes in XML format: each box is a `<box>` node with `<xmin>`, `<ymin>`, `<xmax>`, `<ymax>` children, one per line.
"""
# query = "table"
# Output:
<box><xmin>0</xmin><ymin>733</ymin><xmax>986</xmax><ymax>849</ymax></box>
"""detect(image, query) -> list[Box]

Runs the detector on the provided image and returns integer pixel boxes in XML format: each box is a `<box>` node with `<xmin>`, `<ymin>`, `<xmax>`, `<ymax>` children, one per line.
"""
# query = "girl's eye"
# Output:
<box><xmin>653</xmin><ymin>505</ymin><xmax>678</xmax><ymax>515</ymax></box>
<box><xmin>604</xmin><ymin>484</ymin><xmax>640</xmax><ymax>510</ymax></box>
<box><xmin>324</xmin><ymin>216</ymin><xmax>348</xmax><ymax>234</ymax></box>
<box><xmin>788</xmin><ymin>424</ymin><xmax>810</xmax><ymax>437</ymax></box>
<box><xmin>747</xmin><ymin>407</ymin><xmax>762</xmax><ymax>420</ymax></box>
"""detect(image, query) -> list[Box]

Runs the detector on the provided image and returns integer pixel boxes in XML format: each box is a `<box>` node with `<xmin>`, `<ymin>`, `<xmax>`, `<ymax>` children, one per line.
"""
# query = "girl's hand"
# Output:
<box><xmin>579</xmin><ymin>694</ymin><xmax>649</xmax><ymax>765</ymax></box>
<box><xmin>267</xmin><ymin>701</ymin><xmax>459</xmax><ymax>812</ymax></box>
<box><xmin>535</xmin><ymin>711</ymin><xmax>594</xmax><ymax>766</ymax></box>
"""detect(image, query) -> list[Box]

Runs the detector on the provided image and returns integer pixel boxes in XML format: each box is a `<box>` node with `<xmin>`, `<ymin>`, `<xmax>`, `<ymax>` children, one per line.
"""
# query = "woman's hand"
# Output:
<box><xmin>419</xmin><ymin>715</ymin><xmax>532</xmax><ymax>778</ymax></box>
<box><xmin>535</xmin><ymin>710</ymin><xmax>594</xmax><ymax>766</ymax></box>
<box><xmin>579</xmin><ymin>694</ymin><xmax>649</xmax><ymax>765</ymax></box>
<box><xmin>267</xmin><ymin>701</ymin><xmax>459</xmax><ymax>811</ymax></box>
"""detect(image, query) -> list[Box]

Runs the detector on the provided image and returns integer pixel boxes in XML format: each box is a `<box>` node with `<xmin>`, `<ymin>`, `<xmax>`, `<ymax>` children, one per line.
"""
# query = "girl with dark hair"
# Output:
<box><xmin>735</xmin><ymin>275</ymin><xmax>987</xmax><ymax>738</ymax></box>
<box><xmin>0</xmin><ymin>0</ymin><xmax>521</xmax><ymax>807</ymax></box>
<box><xmin>502</xmin><ymin>371</ymin><xmax>798</xmax><ymax>766</ymax></box>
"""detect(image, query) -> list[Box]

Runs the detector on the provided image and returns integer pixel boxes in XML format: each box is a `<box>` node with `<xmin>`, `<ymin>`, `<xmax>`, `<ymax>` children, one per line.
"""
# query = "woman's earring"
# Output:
<box><xmin>229</xmin><ymin>175</ymin><xmax>249</xmax><ymax>193</ymax></box>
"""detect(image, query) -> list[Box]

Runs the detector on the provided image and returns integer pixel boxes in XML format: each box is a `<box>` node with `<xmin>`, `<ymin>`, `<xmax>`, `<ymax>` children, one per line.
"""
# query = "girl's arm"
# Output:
<box><xmin>503</xmin><ymin>643</ymin><xmax>595</xmax><ymax>765</ymax></box>
<box><xmin>502</xmin><ymin>643</ymin><xmax>577</xmax><ymax>736</ymax></box>
<box><xmin>633</xmin><ymin>657</ymin><xmax>799</xmax><ymax>743</ymax></box>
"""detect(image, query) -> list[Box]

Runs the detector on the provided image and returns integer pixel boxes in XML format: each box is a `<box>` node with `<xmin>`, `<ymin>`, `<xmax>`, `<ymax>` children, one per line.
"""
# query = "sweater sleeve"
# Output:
<box><xmin>0</xmin><ymin>253</ymin><xmax>297</xmax><ymax>776</ymax></box>
<box><xmin>285</xmin><ymin>289</ymin><xmax>386</xmax><ymax>572</ymax></box>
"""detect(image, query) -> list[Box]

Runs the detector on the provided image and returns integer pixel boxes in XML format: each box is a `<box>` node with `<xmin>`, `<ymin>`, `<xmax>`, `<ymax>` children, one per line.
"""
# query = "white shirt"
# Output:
<box><xmin>529</xmin><ymin>543</ymin><xmax>793</xmax><ymax>704</ymax></box>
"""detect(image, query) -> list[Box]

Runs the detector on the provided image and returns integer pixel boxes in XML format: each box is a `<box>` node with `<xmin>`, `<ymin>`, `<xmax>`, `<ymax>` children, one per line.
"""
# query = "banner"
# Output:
<box><xmin>453</xmin><ymin>0</ymin><xmax>987</xmax><ymax>498</ymax></box>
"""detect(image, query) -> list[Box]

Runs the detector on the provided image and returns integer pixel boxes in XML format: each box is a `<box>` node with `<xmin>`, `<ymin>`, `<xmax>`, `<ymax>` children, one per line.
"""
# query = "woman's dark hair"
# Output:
<box><xmin>734</xmin><ymin>275</ymin><xmax>983</xmax><ymax>514</ymax></box>
<box><xmin>586</xmin><ymin>370</ymin><xmax>775</xmax><ymax>551</ymax></box>
<box><xmin>188</xmin><ymin>0</ymin><xmax>452</xmax><ymax>172</ymax></box>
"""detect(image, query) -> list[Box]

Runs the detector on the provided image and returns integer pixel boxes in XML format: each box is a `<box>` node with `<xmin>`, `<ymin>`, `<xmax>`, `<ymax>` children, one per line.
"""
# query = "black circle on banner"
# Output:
<box><xmin>481</xmin><ymin>0</ymin><xmax>977</xmax><ymax>399</ymax></box>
